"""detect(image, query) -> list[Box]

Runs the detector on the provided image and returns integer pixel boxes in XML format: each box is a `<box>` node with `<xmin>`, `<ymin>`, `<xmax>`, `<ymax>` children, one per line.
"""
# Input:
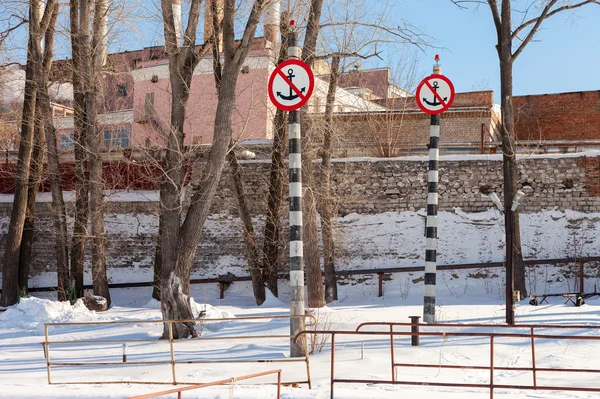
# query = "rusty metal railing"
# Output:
<box><xmin>295</xmin><ymin>322</ymin><xmax>600</xmax><ymax>399</ymax></box>
<box><xmin>44</xmin><ymin>315</ymin><xmax>315</xmax><ymax>387</ymax></box>
<box><xmin>124</xmin><ymin>369</ymin><xmax>282</xmax><ymax>399</ymax></box>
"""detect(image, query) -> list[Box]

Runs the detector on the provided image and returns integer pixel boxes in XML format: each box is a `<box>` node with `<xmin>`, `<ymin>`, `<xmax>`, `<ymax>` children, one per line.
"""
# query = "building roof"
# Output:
<box><xmin>338</xmin><ymin>68</ymin><xmax>390</xmax><ymax>99</ymax></box>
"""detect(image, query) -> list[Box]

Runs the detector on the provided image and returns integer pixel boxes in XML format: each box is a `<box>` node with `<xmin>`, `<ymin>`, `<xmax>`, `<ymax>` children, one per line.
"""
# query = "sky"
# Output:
<box><xmin>113</xmin><ymin>0</ymin><xmax>600</xmax><ymax>101</ymax></box>
<box><xmin>2</xmin><ymin>0</ymin><xmax>599</xmax><ymax>103</ymax></box>
<box><xmin>397</xmin><ymin>1</ymin><xmax>600</xmax><ymax>100</ymax></box>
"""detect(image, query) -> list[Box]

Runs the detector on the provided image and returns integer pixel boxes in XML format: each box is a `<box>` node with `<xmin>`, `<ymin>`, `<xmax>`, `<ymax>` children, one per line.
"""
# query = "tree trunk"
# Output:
<box><xmin>42</xmin><ymin>92</ymin><xmax>70</xmax><ymax>300</ymax></box>
<box><xmin>227</xmin><ymin>143</ymin><xmax>266</xmax><ymax>305</ymax></box>
<box><xmin>299</xmin><ymin>0</ymin><xmax>326</xmax><ymax>308</ymax></box>
<box><xmin>0</xmin><ymin>3</ymin><xmax>43</xmax><ymax>305</ymax></box>
<box><xmin>499</xmin><ymin>1</ymin><xmax>526</xmax><ymax>298</ymax></box>
<box><xmin>158</xmin><ymin>0</ymin><xmax>266</xmax><ymax>337</ymax></box>
<box><xmin>18</xmin><ymin>105</ymin><xmax>46</xmax><ymax>294</ymax></box>
<box><xmin>159</xmin><ymin>74</ymin><xmax>191</xmax><ymax>338</ymax></box>
<box><xmin>161</xmin><ymin>273</ymin><xmax>198</xmax><ymax>339</ymax></box>
<box><xmin>152</xmin><ymin>212</ymin><xmax>162</xmax><ymax>301</ymax></box>
<box><xmin>321</xmin><ymin>55</ymin><xmax>340</xmax><ymax>303</ymax></box>
<box><xmin>176</xmin><ymin>61</ymin><xmax>240</xmax><ymax>288</ymax></box>
<box><xmin>157</xmin><ymin>0</ymin><xmax>207</xmax><ymax>338</ymax></box>
<box><xmin>87</xmin><ymin>92</ymin><xmax>110</xmax><ymax>306</ymax></box>
<box><xmin>87</xmin><ymin>0</ymin><xmax>111</xmax><ymax>306</ymax></box>
<box><xmin>261</xmin><ymin>15</ymin><xmax>289</xmax><ymax>297</ymax></box>
<box><xmin>70</xmin><ymin>0</ymin><xmax>89</xmax><ymax>299</ymax></box>
<box><xmin>262</xmin><ymin>109</ymin><xmax>286</xmax><ymax>296</ymax></box>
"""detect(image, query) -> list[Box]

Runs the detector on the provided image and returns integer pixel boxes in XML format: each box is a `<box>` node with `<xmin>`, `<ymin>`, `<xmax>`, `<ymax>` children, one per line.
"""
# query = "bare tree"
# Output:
<box><xmin>69</xmin><ymin>0</ymin><xmax>89</xmax><ymax>299</ymax></box>
<box><xmin>455</xmin><ymin>0</ymin><xmax>600</xmax><ymax>297</ymax></box>
<box><xmin>157</xmin><ymin>0</ymin><xmax>268</xmax><ymax>338</ymax></box>
<box><xmin>305</xmin><ymin>0</ymin><xmax>430</xmax><ymax>303</ymax></box>
<box><xmin>300</xmin><ymin>0</ymin><xmax>326</xmax><ymax>308</ymax></box>
<box><xmin>206</xmin><ymin>0</ymin><xmax>267</xmax><ymax>304</ymax></box>
<box><xmin>69</xmin><ymin>0</ymin><xmax>111</xmax><ymax>305</ymax></box>
<box><xmin>1</xmin><ymin>0</ymin><xmax>58</xmax><ymax>307</ymax></box>
<box><xmin>88</xmin><ymin>0</ymin><xmax>110</xmax><ymax>305</ymax></box>
<box><xmin>260</xmin><ymin>14</ymin><xmax>289</xmax><ymax>298</ymax></box>
<box><xmin>226</xmin><ymin>144</ymin><xmax>266</xmax><ymax>304</ymax></box>
<box><xmin>18</xmin><ymin>3</ymin><xmax>58</xmax><ymax>295</ymax></box>
<box><xmin>320</xmin><ymin>54</ymin><xmax>339</xmax><ymax>302</ymax></box>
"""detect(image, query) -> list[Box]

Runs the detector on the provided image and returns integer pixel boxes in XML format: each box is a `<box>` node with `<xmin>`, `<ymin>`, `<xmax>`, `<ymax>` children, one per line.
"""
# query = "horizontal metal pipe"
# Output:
<box><xmin>356</xmin><ymin>322</ymin><xmax>600</xmax><ymax>331</ymax></box>
<box><xmin>336</xmin><ymin>378</ymin><xmax>491</xmax><ymax>389</ymax></box>
<box><xmin>394</xmin><ymin>363</ymin><xmax>600</xmax><ymax>374</ymax></box>
<box><xmin>46</xmin><ymin>339</ymin><xmax>163</xmax><ymax>345</ymax></box>
<box><xmin>336</xmin><ymin>379</ymin><xmax>600</xmax><ymax>393</ymax></box>
<box><xmin>45</xmin><ymin>314</ymin><xmax>316</xmax><ymax>328</ymax></box>
<box><xmin>124</xmin><ymin>369</ymin><xmax>283</xmax><ymax>399</ymax></box>
<box><xmin>54</xmin><ymin>381</ymin><xmax>185</xmax><ymax>385</ymax></box>
<box><xmin>58</xmin><ymin>379</ymin><xmax>306</xmax><ymax>386</ymax></box>
<box><xmin>178</xmin><ymin>359</ymin><xmax>306</xmax><ymax>364</ymax></box>
<box><xmin>297</xmin><ymin>329</ymin><xmax>600</xmax><ymax>342</ymax></box>
<box><xmin>49</xmin><ymin>361</ymin><xmax>172</xmax><ymax>366</ymax></box>
<box><xmin>21</xmin><ymin>257</ymin><xmax>600</xmax><ymax>294</ymax></box>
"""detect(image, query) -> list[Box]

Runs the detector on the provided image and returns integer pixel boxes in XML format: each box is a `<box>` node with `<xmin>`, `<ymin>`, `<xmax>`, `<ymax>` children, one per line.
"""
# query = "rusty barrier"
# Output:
<box><xmin>124</xmin><ymin>369</ymin><xmax>282</xmax><ymax>399</ymax></box>
<box><xmin>16</xmin><ymin>256</ymin><xmax>600</xmax><ymax>300</ymax></box>
<box><xmin>295</xmin><ymin>322</ymin><xmax>600</xmax><ymax>399</ymax></box>
<box><xmin>44</xmin><ymin>315</ymin><xmax>315</xmax><ymax>387</ymax></box>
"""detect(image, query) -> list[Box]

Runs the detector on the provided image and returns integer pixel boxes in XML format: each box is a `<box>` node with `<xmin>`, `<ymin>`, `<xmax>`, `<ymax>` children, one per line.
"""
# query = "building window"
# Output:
<box><xmin>104</xmin><ymin>127</ymin><xmax>130</xmax><ymax>148</ymax></box>
<box><xmin>60</xmin><ymin>133</ymin><xmax>74</xmax><ymax>149</ymax></box>
<box><xmin>144</xmin><ymin>92</ymin><xmax>154</xmax><ymax>120</ymax></box>
<box><xmin>117</xmin><ymin>84</ymin><xmax>128</xmax><ymax>97</ymax></box>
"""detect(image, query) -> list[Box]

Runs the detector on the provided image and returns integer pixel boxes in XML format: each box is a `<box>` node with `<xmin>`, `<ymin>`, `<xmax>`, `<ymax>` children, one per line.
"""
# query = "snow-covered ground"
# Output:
<box><xmin>1</xmin><ymin>208</ymin><xmax>600</xmax><ymax>398</ymax></box>
<box><xmin>1</xmin><ymin>283</ymin><xmax>600</xmax><ymax>399</ymax></box>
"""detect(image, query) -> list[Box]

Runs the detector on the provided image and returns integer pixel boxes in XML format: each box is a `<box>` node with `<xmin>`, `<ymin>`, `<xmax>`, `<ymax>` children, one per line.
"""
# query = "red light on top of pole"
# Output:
<box><xmin>434</xmin><ymin>54</ymin><xmax>440</xmax><ymax>64</ymax></box>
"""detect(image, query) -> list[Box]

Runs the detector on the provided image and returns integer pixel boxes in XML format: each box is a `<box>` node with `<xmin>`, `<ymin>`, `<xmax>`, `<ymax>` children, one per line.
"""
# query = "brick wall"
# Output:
<box><xmin>331</xmin><ymin>109</ymin><xmax>494</xmax><ymax>157</ymax></box>
<box><xmin>581</xmin><ymin>156</ymin><xmax>600</xmax><ymax>196</ymax></box>
<box><xmin>514</xmin><ymin>90</ymin><xmax>600</xmax><ymax>142</ymax></box>
<box><xmin>333</xmin><ymin>91</ymin><xmax>497</xmax><ymax>157</ymax></box>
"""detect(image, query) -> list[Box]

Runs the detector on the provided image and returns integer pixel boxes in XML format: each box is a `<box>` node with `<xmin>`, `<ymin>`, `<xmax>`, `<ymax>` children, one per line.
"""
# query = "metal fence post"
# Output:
<box><xmin>410</xmin><ymin>316</ymin><xmax>421</xmax><ymax>346</ymax></box>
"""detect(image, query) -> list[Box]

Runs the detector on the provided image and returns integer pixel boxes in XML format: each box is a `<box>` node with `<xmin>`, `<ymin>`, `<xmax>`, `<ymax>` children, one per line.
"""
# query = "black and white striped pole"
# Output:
<box><xmin>267</xmin><ymin>20</ymin><xmax>314</xmax><ymax>357</ymax></box>
<box><xmin>424</xmin><ymin>112</ymin><xmax>440</xmax><ymax>324</ymax></box>
<box><xmin>287</xmin><ymin>23</ymin><xmax>305</xmax><ymax>357</ymax></box>
<box><xmin>415</xmin><ymin>55</ymin><xmax>455</xmax><ymax>324</ymax></box>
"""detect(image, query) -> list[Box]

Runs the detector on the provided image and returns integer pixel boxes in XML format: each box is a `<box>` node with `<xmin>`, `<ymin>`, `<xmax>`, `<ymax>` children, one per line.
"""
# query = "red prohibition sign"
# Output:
<box><xmin>415</xmin><ymin>74</ymin><xmax>455</xmax><ymax>115</ymax></box>
<box><xmin>268</xmin><ymin>59</ymin><xmax>315</xmax><ymax>111</ymax></box>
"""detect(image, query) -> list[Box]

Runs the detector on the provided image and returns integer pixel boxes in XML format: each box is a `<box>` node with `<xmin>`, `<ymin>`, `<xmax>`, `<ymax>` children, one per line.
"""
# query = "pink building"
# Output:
<box><xmin>130</xmin><ymin>38</ymin><xmax>274</xmax><ymax>147</ymax></box>
<box><xmin>51</xmin><ymin>38</ymin><xmax>278</xmax><ymax>151</ymax></box>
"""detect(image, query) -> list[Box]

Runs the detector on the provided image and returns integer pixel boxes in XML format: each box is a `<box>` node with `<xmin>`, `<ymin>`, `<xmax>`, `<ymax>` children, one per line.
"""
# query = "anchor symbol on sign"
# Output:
<box><xmin>423</xmin><ymin>81</ymin><xmax>447</xmax><ymax>106</ymax></box>
<box><xmin>277</xmin><ymin>68</ymin><xmax>306</xmax><ymax>101</ymax></box>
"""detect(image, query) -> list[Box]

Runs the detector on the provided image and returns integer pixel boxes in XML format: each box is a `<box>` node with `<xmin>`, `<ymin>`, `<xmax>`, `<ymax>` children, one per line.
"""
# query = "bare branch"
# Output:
<box><xmin>512</xmin><ymin>0</ymin><xmax>599</xmax><ymax>41</ymax></box>
<box><xmin>0</xmin><ymin>62</ymin><xmax>24</xmax><ymax>71</ymax></box>
<box><xmin>182</xmin><ymin>0</ymin><xmax>202</xmax><ymax>49</ymax></box>
<box><xmin>486</xmin><ymin>0</ymin><xmax>502</xmax><ymax>36</ymax></box>
<box><xmin>512</xmin><ymin>0</ymin><xmax>559</xmax><ymax>61</ymax></box>
<box><xmin>39</xmin><ymin>0</ymin><xmax>59</xmax><ymax>35</ymax></box>
<box><xmin>232</xmin><ymin>0</ymin><xmax>266</xmax><ymax>67</ymax></box>
<box><xmin>318</xmin><ymin>20</ymin><xmax>431</xmax><ymax>49</ymax></box>
<box><xmin>160</xmin><ymin>0</ymin><xmax>178</xmax><ymax>54</ymax></box>
<box><xmin>315</xmin><ymin>49</ymin><xmax>383</xmax><ymax>61</ymax></box>
<box><xmin>0</xmin><ymin>15</ymin><xmax>27</xmax><ymax>48</ymax></box>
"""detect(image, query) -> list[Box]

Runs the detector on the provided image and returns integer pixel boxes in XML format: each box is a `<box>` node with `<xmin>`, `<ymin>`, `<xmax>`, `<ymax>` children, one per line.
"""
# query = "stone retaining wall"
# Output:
<box><xmin>0</xmin><ymin>154</ymin><xmax>598</xmax><ymax>279</ymax></box>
